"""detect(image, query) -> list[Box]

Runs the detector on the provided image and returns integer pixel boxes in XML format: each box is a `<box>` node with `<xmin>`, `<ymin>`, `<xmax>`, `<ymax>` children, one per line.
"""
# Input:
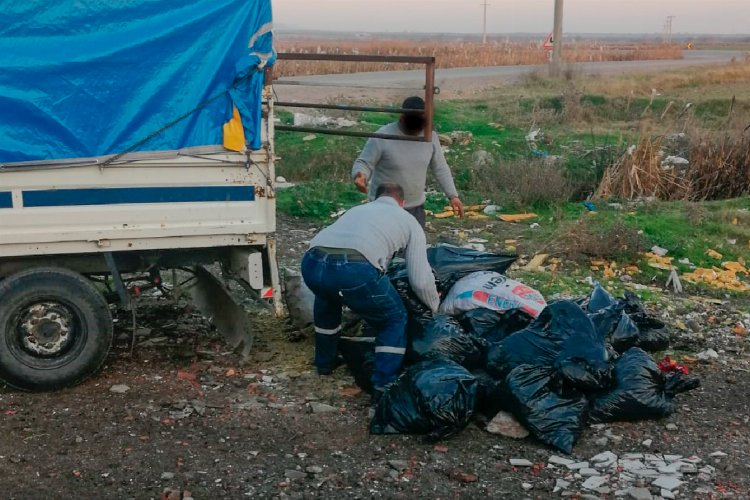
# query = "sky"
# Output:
<box><xmin>273</xmin><ymin>0</ymin><xmax>750</xmax><ymax>35</ymax></box>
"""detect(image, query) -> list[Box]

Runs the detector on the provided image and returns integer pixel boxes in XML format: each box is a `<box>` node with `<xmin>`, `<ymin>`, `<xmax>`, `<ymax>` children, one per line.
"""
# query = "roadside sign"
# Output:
<box><xmin>543</xmin><ymin>31</ymin><xmax>554</xmax><ymax>50</ymax></box>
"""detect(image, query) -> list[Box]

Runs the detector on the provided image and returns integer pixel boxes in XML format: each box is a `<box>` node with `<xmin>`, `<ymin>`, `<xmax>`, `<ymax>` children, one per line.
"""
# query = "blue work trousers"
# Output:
<box><xmin>301</xmin><ymin>248</ymin><xmax>408</xmax><ymax>391</ymax></box>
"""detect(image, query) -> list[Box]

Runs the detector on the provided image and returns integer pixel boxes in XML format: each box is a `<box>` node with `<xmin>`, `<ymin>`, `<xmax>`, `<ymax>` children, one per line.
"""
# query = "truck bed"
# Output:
<box><xmin>0</xmin><ymin>148</ymin><xmax>275</xmax><ymax>257</ymax></box>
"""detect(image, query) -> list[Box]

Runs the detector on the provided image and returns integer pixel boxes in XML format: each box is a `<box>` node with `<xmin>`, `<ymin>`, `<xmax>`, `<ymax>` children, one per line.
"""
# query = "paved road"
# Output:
<box><xmin>275</xmin><ymin>50</ymin><xmax>746</xmax><ymax>101</ymax></box>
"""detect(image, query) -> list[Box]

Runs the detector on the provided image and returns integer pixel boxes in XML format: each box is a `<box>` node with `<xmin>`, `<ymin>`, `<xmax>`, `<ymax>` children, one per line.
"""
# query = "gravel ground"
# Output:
<box><xmin>1</xmin><ymin>216</ymin><xmax>749</xmax><ymax>499</ymax></box>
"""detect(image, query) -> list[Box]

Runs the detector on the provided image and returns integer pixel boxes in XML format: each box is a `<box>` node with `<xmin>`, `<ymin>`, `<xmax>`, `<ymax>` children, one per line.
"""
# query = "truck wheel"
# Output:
<box><xmin>0</xmin><ymin>267</ymin><xmax>113</xmax><ymax>391</ymax></box>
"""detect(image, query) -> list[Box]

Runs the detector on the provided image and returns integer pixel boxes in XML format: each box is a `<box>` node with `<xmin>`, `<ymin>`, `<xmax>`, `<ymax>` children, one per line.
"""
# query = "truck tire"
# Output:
<box><xmin>0</xmin><ymin>267</ymin><xmax>113</xmax><ymax>391</ymax></box>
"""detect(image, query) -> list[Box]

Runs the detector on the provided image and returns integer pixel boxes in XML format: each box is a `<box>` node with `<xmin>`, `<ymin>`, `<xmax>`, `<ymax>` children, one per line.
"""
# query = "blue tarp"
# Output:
<box><xmin>0</xmin><ymin>1</ymin><xmax>274</xmax><ymax>165</ymax></box>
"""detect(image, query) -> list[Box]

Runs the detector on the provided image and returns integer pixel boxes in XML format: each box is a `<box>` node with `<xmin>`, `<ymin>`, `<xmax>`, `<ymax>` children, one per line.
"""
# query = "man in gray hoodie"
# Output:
<box><xmin>352</xmin><ymin>96</ymin><xmax>464</xmax><ymax>227</ymax></box>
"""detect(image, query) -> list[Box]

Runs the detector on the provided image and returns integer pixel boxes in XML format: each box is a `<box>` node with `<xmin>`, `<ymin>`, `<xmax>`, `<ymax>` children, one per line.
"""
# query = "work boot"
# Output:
<box><xmin>316</xmin><ymin>357</ymin><xmax>344</xmax><ymax>376</ymax></box>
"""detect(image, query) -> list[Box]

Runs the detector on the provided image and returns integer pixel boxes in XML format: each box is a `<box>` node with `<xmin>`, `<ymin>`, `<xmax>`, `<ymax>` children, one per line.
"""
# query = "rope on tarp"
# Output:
<box><xmin>99</xmin><ymin>71</ymin><xmax>257</xmax><ymax>168</ymax></box>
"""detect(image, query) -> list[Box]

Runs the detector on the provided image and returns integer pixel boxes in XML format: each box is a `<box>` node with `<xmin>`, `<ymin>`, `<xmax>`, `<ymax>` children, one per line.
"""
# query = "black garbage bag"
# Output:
<box><xmin>589</xmin><ymin>348</ymin><xmax>700</xmax><ymax>422</ymax></box>
<box><xmin>408</xmin><ymin>315</ymin><xmax>486</xmax><ymax>370</ymax></box>
<box><xmin>339</xmin><ymin>336</ymin><xmax>376</xmax><ymax>394</ymax></box>
<box><xmin>426</xmin><ymin>245</ymin><xmax>517</xmax><ymax>292</ymax></box>
<box><xmin>587</xmin><ymin>302</ymin><xmax>626</xmax><ymax>340</ymax></box>
<box><xmin>504</xmin><ymin>364</ymin><xmax>588</xmax><ymax>454</ymax></box>
<box><xmin>389</xmin><ymin>245</ymin><xmax>517</xmax><ymax>294</ymax></box>
<box><xmin>485</xmin><ymin>301</ymin><xmax>611</xmax><ymax>391</ymax></box>
<box><xmin>472</xmin><ymin>369</ymin><xmax>510</xmax><ymax>417</ymax></box>
<box><xmin>390</xmin><ymin>271</ymin><xmax>434</xmax><ymax>321</ymax></box>
<box><xmin>370</xmin><ymin>358</ymin><xmax>478</xmax><ymax>441</ymax></box>
<box><xmin>459</xmin><ymin>308</ymin><xmax>534</xmax><ymax>343</ymax></box>
<box><xmin>609</xmin><ymin>299</ymin><xmax>670</xmax><ymax>353</ymax></box>
<box><xmin>581</xmin><ymin>284</ymin><xmax>617</xmax><ymax>313</ymax></box>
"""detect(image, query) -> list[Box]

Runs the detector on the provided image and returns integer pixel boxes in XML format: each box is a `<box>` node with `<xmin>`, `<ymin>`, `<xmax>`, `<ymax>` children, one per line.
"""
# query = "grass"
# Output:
<box><xmin>275</xmin><ymin>61</ymin><xmax>750</xmax><ymax>297</ymax></box>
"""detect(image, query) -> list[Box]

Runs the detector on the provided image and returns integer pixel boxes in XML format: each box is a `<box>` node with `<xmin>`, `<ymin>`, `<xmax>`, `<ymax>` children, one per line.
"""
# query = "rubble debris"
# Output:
<box><xmin>485</xmin><ymin>411</ymin><xmax>530</xmax><ymax>439</ymax></box>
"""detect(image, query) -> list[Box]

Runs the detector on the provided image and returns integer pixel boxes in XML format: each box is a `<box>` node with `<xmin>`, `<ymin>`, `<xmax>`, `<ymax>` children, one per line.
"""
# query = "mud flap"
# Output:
<box><xmin>191</xmin><ymin>266</ymin><xmax>253</xmax><ymax>356</ymax></box>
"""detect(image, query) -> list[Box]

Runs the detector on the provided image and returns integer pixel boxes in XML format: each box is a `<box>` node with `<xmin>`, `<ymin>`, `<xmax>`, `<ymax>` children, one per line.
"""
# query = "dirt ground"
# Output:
<box><xmin>1</xmin><ymin>216</ymin><xmax>749</xmax><ymax>499</ymax></box>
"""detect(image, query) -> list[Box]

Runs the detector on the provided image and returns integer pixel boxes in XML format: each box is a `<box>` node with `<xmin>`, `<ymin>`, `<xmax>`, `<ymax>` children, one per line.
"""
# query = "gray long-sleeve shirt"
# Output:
<box><xmin>309</xmin><ymin>196</ymin><xmax>440</xmax><ymax>313</ymax></box>
<box><xmin>352</xmin><ymin>122</ymin><xmax>459</xmax><ymax>209</ymax></box>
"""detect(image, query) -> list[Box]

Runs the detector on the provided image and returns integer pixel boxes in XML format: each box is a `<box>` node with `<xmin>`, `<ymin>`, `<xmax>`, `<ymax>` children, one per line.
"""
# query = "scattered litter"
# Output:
<box><xmin>661</xmin><ymin>155</ymin><xmax>689</xmax><ymax>168</ymax></box>
<box><xmin>509</xmin><ymin>458</ymin><xmax>533</xmax><ymax>467</ymax></box>
<box><xmin>109</xmin><ymin>384</ymin><xmax>130</xmax><ymax>394</ymax></box>
<box><xmin>695</xmin><ymin>348</ymin><xmax>719</xmax><ymax>362</ymax></box>
<box><xmin>498</xmin><ymin>213</ymin><xmax>538</xmax><ymax>223</ymax></box>
<box><xmin>529</xmin><ymin>222</ymin><xmax>541</xmax><ymax>230</ymax></box>
<box><xmin>705</xmin><ymin>248</ymin><xmax>723</xmax><ymax>260</ymax></box>
<box><xmin>440</xmin><ymin>271</ymin><xmax>546</xmax><ymax>318</ymax></box>
<box><xmin>302</xmin><ymin>134</ymin><xmax>317</xmax><ymax>141</ymax></box>
<box><xmin>650</xmin><ymin>245</ymin><xmax>669</xmax><ymax>257</ymax></box>
<box><xmin>523</xmin><ymin>253</ymin><xmax>549</xmax><ymax>272</ymax></box>
<box><xmin>483</xmin><ymin>205</ymin><xmax>501</xmax><ymax>215</ymax></box>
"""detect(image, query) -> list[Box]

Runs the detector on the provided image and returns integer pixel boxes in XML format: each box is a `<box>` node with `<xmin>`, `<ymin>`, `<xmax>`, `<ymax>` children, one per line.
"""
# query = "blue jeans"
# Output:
<box><xmin>301</xmin><ymin>248</ymin><xmax>408</xmax><ymax>390</ymax></box>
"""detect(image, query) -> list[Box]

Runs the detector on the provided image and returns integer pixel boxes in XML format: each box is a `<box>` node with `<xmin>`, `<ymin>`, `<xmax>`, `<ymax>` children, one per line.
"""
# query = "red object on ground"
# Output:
<box><xmin>657</xmin><ymin>355</ymin><xmax>689</xmax><ymax>375</ymax></box>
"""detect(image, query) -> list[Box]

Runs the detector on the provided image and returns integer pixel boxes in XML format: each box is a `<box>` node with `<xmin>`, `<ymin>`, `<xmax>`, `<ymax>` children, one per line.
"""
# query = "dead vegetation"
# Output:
<box><xmin>274</xmin><ymin>39</ymin><xmax>683</xmax><ymax>77</ymax></box>
<box><xmin>556</xmin><ymin>217</ymin><xmax>646</xmax><ymax>261</ymax></box>
<box><xmin>469</xmin><ymin>158</ymin><xmax>577</xmax><ymax>207</ymax></box>
<box><xmin>594</xmin><ymin>132</ymin><xmax>750</xmax><ymax>201</ymax></box>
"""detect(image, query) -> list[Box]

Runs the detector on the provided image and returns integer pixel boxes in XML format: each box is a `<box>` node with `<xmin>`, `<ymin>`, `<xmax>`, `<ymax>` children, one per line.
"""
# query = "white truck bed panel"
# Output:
<box><xmin>0</xmin><ymin>152</ymin><xmax>275</xmax><ymax>257</ymax></box>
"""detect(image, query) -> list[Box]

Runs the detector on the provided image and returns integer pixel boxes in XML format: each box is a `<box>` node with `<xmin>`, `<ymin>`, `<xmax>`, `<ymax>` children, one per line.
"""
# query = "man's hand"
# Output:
<box><xmin>450</xmin><ymin>196</ymin><xmax>464</xmax><ymax>218</ymax></box>
<box><xmin>354</xmin><ymin>172</ymin><xmax>368</xmax><ymax>194</ymax></box>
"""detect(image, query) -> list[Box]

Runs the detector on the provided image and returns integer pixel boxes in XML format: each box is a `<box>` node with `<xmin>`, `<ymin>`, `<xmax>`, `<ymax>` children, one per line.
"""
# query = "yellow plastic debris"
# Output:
<box><xmin>504</xmin><ymin>239</ymin><xmax>518</xmax><ymax>245</ymax></box>
<box><xmin>222</xmin><ymin>106</ymin><xmax>246</xmax><ymax>152</ymax></box>
<box><xmin>467</xmin><ymin>213</ymin><xmax>490</xmax><ymax>220</ymax></box>
<box><xmin>644</xmin><ymin>252</ymin><xmax>675</xmax><ymax>270</ymax></box>
<box><xmin>498</xmin><ymin>213</ymin><xmax>538</xmax><ymax>223</ymax></box>
<box><xmin>683</xmin><ymin>266</ymin><xmax>750</xmax><ymax>292</ymax></box>
<box><xmin>523</xmin><ymin>253</ymin><xmax>549</xmax><ymax>272</ymax></box>
<box><xmin>732</xmin><ymin>217</ymin><xmax>738</xmax><ymax>225</ymax></box>
<box><xmin>625</xmin><ymin>265</ymin><xmax>641</xmax><ymax>275</ymax></box>
<box><xmin>705</xmin><ymin>249</ymin><xmax>723</xmax><ymax>260</ymax></box>
<box><xmin>591</xmin><ymin>259</ymin><xmax>608</xmax><ymax>267</ymax></box>
<box><xmin>434</xmin><ymin>211</ymin><xmax>455</xmax><ymax>219</ymax></box>
<box><xmin>723</xmin><ymin>261</ymin><xmax>748</xmax><ymax>274</ymax></box>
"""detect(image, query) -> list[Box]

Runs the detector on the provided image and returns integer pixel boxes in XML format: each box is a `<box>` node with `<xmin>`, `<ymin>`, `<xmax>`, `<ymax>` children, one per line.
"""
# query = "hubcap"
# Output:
<box><xmin>18</xmin><ymin>302</ymin><xmax>75</xmax><ymax>356</ymax></box>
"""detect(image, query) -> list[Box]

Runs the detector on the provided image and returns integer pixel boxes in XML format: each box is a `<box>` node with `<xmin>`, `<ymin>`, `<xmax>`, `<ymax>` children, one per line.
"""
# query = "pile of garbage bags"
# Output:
<box><xmin>345</xmin><ymin>246</ymin><xmax>700</xmax><ymax>453</ymax></box>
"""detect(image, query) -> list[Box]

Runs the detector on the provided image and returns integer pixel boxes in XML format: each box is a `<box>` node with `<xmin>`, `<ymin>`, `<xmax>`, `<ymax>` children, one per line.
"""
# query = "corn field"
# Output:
<box><xmin>273</xmin><ymin>39</ymin><xmax>683</xmax><ymax>77</ymax></box>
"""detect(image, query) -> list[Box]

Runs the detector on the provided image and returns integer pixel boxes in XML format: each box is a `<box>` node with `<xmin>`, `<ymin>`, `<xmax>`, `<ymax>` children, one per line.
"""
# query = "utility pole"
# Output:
<box><xmin>481</xmin><ymin>0</ymin><xmax>490</xmax><ymax>44</ymax></box>
<box><xmin>551</xmin><ymin>0</ymin><xmax>564</xmax><ymax>76</ymax></box>
<box><xmin>663</xmin><ymin>15</ymin><xmax>675</xmax><ymax>44</ymax></box>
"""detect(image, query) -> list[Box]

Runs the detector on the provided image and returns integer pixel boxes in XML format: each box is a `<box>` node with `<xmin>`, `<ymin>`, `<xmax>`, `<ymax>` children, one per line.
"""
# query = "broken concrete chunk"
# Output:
<box><xmin>486</xmin><ymin>411</ymin><xmax>530</xmax><ymax>439</ymax></box>
<box><xmin>652</xmin><ymin>476</ymin><xmax>683</xmax><ymax>491</ymax></box>
<box><xmin>509</xmin><ymin>458</ymin><xmax>533</xmax><ymax>467</ymax></box>
<box><xmin>581</xmin><ymin>475</ymin><xmax>608</xmax><ymax>490</ymax></box>
<box><xmin>626</xmin><ymin>487</ymin><xmax>652</xmax><ymax>500</ymax></box>
<box><xmin>549</xmin><ymin>455</ymin><xmax>576</xmax><ymax>466</ymax></box>
<box><xmin>566</xmin><ymin>461</ymin><xmax>590</xmax><ymax>470</ymax></box>
<box><xmin>591</xmin><ymin>451</ymin><xmax>618</xmax><ymax>463</ymax></box>
<box><xmin>308</xmin><ymin>402</ymin><xmax>337</xmax><ymax>414</ymax></box>
<box><xmin>285</xmin><ymin>469</ymin><xmax>307</xmax><ymax>480</ymax></box>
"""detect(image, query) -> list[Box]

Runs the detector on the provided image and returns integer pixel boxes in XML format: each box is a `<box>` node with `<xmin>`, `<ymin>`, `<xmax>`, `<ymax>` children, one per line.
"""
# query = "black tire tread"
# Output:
<box><xmin>0</xmin><ymin>267</ymin><xmax>113</xmax><ymax>391</ymax></box>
